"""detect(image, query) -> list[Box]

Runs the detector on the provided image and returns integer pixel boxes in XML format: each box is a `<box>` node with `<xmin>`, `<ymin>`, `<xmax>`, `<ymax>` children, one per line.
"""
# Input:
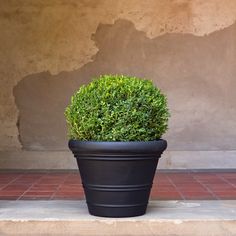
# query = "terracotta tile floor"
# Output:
<box><xmin>0</xmin><ymin>171</ymin><xmax>235</xmax><ymax>200</ymax></box>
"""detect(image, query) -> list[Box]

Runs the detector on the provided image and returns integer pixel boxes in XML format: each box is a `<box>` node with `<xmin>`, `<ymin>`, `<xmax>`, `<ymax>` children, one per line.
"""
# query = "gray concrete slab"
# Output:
<box><xmin>0</xmin><ymin>200</ymin><xmax>236</xmax><ymax>235</ymax></box>
<box><xmin>0</xmin><ymin>200</ymin><xmax>236</xmax><ymax>221</ymax></box>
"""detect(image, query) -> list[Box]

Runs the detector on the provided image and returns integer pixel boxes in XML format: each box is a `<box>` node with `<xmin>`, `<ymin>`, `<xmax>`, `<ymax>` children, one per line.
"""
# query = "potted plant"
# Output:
<box><xmin>65</xmin><ymin>75</ymin><xmax>170</xmax><ymax>217</ymax></box>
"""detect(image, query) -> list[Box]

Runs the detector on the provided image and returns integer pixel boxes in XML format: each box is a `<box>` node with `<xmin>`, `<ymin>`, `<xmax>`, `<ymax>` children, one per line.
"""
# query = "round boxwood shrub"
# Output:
<box><xmin>65</xmin><ymin>75</ymin><xmax>170</xmax><ymax>141</ymax></box>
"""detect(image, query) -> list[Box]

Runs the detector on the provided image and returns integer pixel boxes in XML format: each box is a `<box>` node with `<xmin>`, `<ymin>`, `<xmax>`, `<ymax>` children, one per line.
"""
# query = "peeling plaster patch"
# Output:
<box><xmin>117</xmin><ymin>0</ymin><xmax>236</xmax><ymax>38</ymax></box>
<box><xmin>191</xmin><ymin>0</ymin><xmax>236</xmax><ymax>36</ymax></box>
<box><xmin>14</xmin><ymin>19</ymin><xmax>236</xmax><ymax>151</ymax></box>
<box><xmin>118</xmin><ymin>0</ymin><xmax>194</xmax><ymax>38</ymax></box>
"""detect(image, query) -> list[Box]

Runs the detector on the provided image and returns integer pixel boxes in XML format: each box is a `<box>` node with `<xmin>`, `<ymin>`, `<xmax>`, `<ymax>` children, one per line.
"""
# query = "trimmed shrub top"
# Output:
<box><xmin>65</xmin><ymin>75</ymin><xmax>170</xmax><ymax>141</ymax></box>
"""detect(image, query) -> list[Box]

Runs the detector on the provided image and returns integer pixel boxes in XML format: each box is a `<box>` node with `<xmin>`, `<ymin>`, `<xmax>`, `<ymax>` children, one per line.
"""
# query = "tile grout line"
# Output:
<box><xmin>154</xmin><ymin>173</ymin><xmax>182</xmax><ymax>201</ymax></box>
<box><xmin>216</xmin><ymin>174</ymin><xmax>236</xmax><ymax>189</ymax></box>
<box><xmin>0</xmin><ymin>174</ymin><xmax>24</xmax><ymax>190</ymax></box>
<box><xmin>185</xmin><ymin>172</ymin><xmax>218</xmax><ymax>199</ymax></box>
<box><xmin>166</xmin><ymin>175</ymin><xmax>186</xmax><ymax>200</ymax></box>
<box><xmin>191</xmin><ymin>174</ymin><xmax>220</xmax><ymax>200</ymax></box>
<box><xmin>17</xmin><ymin>173</ymin><xmax>48</xmax><ymax>200</ymax></box>
<box><xmin>50</xmin><ymin>173</ymin><xmax>70</xmax><ymax>200</ymax></box>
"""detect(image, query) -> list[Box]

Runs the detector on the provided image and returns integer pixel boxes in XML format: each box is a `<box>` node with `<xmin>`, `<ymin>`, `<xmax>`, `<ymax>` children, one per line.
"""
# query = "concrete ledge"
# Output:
<box><xmin>1</xmin><ymin>150</ymin><xmax>236</xmax><ymax>169</ymax></box>
<box><xmin>0</xmin><ymin>200</ymin><xmax>236</xmax><ymax>235</ymax></box>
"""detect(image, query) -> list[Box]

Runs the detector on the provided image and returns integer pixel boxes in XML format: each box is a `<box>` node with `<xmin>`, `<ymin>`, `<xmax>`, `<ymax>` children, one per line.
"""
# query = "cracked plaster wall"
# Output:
<box><xmin>1</xmin><ymin>0</ymin><xmax>236</xmax><ymax>151</ymax></box>
<box><xmin>13</xmin><ymin>19</ymin><xmax>236</xmax><ymax>151</ymax></box>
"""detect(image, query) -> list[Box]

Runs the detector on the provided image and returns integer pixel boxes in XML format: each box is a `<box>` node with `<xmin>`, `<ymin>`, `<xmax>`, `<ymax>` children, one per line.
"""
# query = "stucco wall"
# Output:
<box><xmin>1</xmin><ymin>0</ymin><xmax>236</xmax><ymax>168</ymax></box>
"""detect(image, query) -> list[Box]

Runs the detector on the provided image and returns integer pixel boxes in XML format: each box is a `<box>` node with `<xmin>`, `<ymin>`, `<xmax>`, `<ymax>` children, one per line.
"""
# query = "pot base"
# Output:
<box><xmin>87</xmin><ymin>203</ymin><xmax>147</xmax><ymax>218</ymax></box>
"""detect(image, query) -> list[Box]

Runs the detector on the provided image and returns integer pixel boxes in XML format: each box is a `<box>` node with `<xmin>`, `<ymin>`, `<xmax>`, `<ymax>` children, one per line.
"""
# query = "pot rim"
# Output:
<box><xmin>69</xmin><ymin>139</ymin><xmax>167</xmax><ymax>154</ymax></box>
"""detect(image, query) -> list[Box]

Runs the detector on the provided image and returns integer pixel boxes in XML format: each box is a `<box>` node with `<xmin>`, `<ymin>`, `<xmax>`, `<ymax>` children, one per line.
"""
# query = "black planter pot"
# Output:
<box><xmin>69</xmin><ymin>139</ymin><xmax>167</xmax><ymax>218</ymax></box>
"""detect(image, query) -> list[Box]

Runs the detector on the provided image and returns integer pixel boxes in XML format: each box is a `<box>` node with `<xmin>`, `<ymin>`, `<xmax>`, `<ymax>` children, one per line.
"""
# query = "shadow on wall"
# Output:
<box><xmin>13</xmin><ymin>19</ymin><xmax>236</xmax><ymax>151</ymax></box>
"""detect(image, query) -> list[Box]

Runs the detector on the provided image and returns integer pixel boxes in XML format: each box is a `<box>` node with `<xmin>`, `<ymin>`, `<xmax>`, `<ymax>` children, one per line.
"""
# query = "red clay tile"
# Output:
<box><xmin>58</xmin><ymin>184</ymin><xmax>82</xmax><ymax>192</ymax></box>
<box><xmin>52</xmin><ymin>196</ymin><xmax>84</xmax><ymax>200</ymax></box>
<box><xmin>37</xmin><ymin>176</ymin><xmax>67</xmax><ymax>185</ymax></box>
<box><xmin>151</xmin><ymin>190</ymin><xmax>182</xmax><ymax>197</ymax></box>
<box><xmin>181</xmin><ymin>191</ymin><xmax>213</xmax><ymax>196</ymax></box>
<box><xmin>0</xmin><ymin>184</ymin><xmax>7</xmax><ymax>190</ymax></box>
<box><xmin>152</xmin><ymin>188</ymin><xmax>177</xmax><ymax>193</ymax></box>
<box><xmin>54</xmin><ymin>192</ymin><xmax>84</xmax><ymax>198</ymax></box>
<box><xmin>205</xmin><ymin>186</ymin><xmax>234</xmax><ymax>191</ymax></box>
<box><xmin>215</xmin><ymin>191</ymin><xmax>236</xmax><ymax>199</ymax></box>
<box><xmin>176</xmin><ymin>187</ymin><xmax>209</xmax><ymax>192</ymax></box>
<box><xmin>216</xmin><ymin>173</ymin><xmax>236</xmax><ymax>178</ymax></box>
<box><xmin>153</xmin><ymin>192</ymin><xmax>183</xmax><ymax>200</ymax></box>
<box><xmin>30</xmin><ymin>185</ymin><xmax>58</xmax><ymax>192</ymax></box>
<box><xmin>184</xmin><ymin>195</ymin><xmax>216</xmax><ymax>200</ymax></box>
<box><xmin>0</xmin><ymin>196</ymin><xmax>19</xmax><ymax>200</ymax></box>
<box><xmin>0</xmin><ymin>190</ymin><xmax>25</xmax><ymax>196</ymax></box>
<box><xmin>2</xmin><ymin>184</ymin><xmax>31</xmax><ymax>191</ymax></box>
<box><xmin>0</xmin><ymin>177</ymin><xmax>19</xmax><ymax>184</ymax></box>
<box><xmin>12</xmin><ymin>177</ymin><xmax>40</xmax><ymax>185</ymax></box>
<box><xmin>212</xmin><ymin>189</ymin><xmax>236</xmax><ymax>194</ymax></box>
<box><xmin>0</xmin><ymin>171</ymin><xmax>235</xmax><ymax>200</ymax></box>
<box><xmin>63</xmin><ymin>177</ymin><xmax>81</xmax><ymax>184</ymax></box>
<box><xmin>23</xmin><ymin>191</ymin><xmax>54</xmax><ymax>197</ymax></box>
<box><xmin>20</xmin><ymin>196</ymin><xmax>52</xmax><ymax>200</ymax></box>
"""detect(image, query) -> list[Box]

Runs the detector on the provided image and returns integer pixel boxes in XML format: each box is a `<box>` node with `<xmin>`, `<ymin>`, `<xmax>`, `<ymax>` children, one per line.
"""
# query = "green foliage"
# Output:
<box><xmin>65</xmin><ymin>75</ymin><xmax>170</xmax><ymax>141</ymax></box>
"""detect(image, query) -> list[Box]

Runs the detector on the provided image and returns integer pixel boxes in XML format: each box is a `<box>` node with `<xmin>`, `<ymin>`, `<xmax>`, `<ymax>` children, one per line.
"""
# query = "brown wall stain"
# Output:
<box><xmin>14</xmin><ymin>19</ymin><xmax>236</xmax><ymax>151</ymax></box>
